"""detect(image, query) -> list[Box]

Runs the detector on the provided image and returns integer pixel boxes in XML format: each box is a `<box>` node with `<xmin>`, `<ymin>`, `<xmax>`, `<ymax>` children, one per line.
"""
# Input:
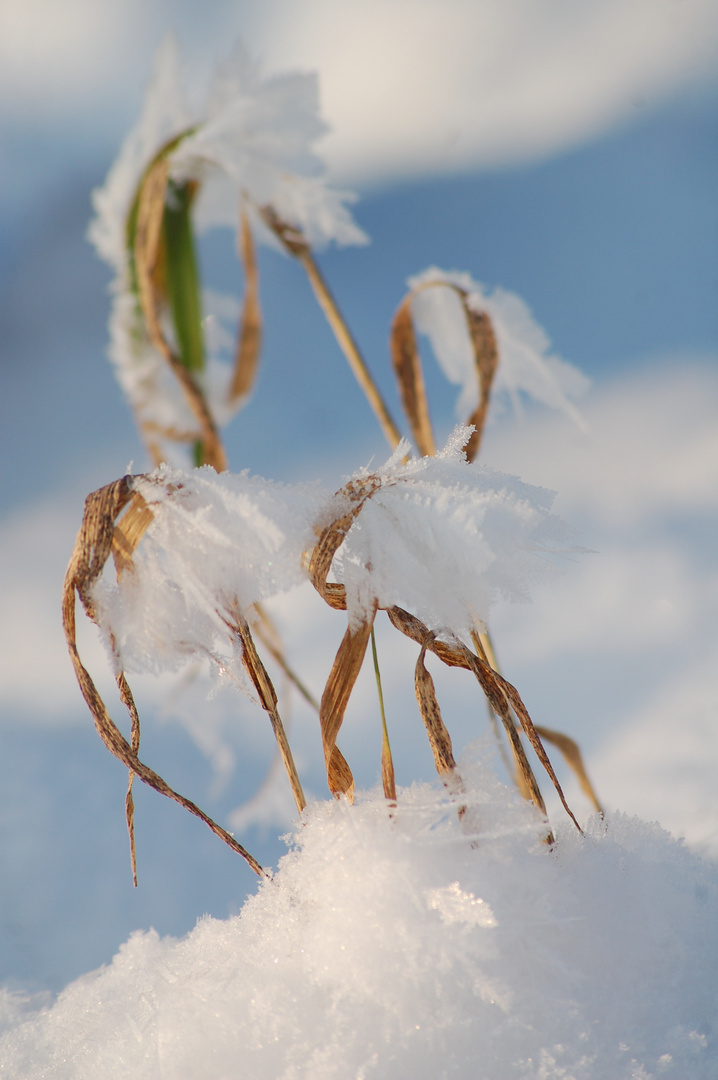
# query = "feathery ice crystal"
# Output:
<box><xmin>92</xmin><ymin>429</ymin><xmax>575</xmax><ymax>680</ymax></box>
<box><xmin>408</xmin><ymin>266</ymin><xmax>590</xmax><ymax>425</ymax></box>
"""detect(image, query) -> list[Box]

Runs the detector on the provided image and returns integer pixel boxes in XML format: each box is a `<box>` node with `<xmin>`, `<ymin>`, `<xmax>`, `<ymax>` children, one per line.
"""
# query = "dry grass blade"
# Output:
<box><xmin>111</xmin><ymin>491</ymin><xmax>155</xmax><ymax>576</ymax></box>
<box><xmin>229</xmin><ymin>209</ymin><xmax>262</xmax><ymax>404</ymax></box>
<box><xmin>460</xmin><ymin>647</ymin><xmax>550</xmax><ymax>823</ymax></box>
<box><xmin>414</xmin><ymin>640</ymin><xmax>457</xmax><ymax>778</ymax></box>
<box><xmin>252</xmin><ymin>603</ymin><xmax>320</xmax><ymax>712</ymax></box>
<box><xmin>306</xmin><ymin>475</ymin><xmax>381</xmax><ymax>608</ymax></box>
<box><xmin>134</xmin><ymin>158</ymin><xmax>227</xmax><ymax>472</ymax></box>
<box><xmin>497</xmin><ymin>677</ymin><xmax>582</xmax><ymax>833</ymax></box>
<box><xmin>535</xmin><ymin>726</ymin><xmax>603</xmax><ymax>815</ymax></box>
<box><xmin>320</xmin><ymin>611</ymin><xmax>376</xmax><ymax>800</ymax></box>
<box><xmin>62</xmin><ymin>479</ymin><xmax>266</xmax><ymax>881</ymax></box>
<box><xmin>386</xmin><ymin>604</ymin><xmax>581</xmax><ymax>835</ymax></box>
<box><xmin>371</xmin><ymin>627</ymin><xmax>396</xmax><ymax>802</ymax></box>
<box><xmin>259</xmin><ymin>205</ymin><xmax>403</xmax><ymax>451</ymax></box>
<box><xmin>231</xmin><ymin>612</ymin><xmax>306</xmax><ymax>814</ymax></box>
<box><xmin>390</xmin><ymin>296</ymin><xmax>436</xmax><ymax>457</ymax></box>
<box><xmin>462</xmin><ymin>305</ymin><xmax>498</xmax><ymax>462</ymax></box>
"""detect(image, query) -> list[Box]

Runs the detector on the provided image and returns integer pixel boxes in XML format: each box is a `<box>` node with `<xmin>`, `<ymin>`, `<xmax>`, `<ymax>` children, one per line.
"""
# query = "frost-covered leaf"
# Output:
<box><xmin>92</xmin><ymin>466</ymin><xmax>327</xmax><ymax>677</ymax></box>
<box><xmin>408</xmin><ymin>267</ymin><xmax>590</xmax><ymax>427</ymax></box>
<box><xmin>331</xmin><ymin>427</ymin><xmax>578</xmax><ymax>637</ymax></box>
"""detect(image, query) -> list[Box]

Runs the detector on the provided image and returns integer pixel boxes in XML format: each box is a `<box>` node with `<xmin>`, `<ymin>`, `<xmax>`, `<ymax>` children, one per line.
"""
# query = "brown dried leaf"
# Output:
<box><xmin>498</xmin><ymin>676</ymin><xmax>582</xmax><ymax>833</ymax></box>
<box><xmin>306</xmin><ymin>476</ymin><xmax>381</xmax><ymax>607</ymax></box>
<box><xmin>535</xmin><ymin>725</ymin><xmax>603</xmax><ymax>815</ymax></box>
<box><xmin>111</xmin><ymin>491</ymin><xmax>154</xmax><ymax>577</ymax></box>
<box><xmin>232</xmin><ymin>613</ymin><xmax>306</xmax><ymax>814</ymax></box>
<box><xmin>381</xmin><ymin>735</ymin><xmax>397</xmax><ymax>803</ymax></box>
<box><xmin>462</xmin><ymin>305</ymin><xmax>499</xmax><ymax>462</ymax></box>
<box><xmin>390</xmin><ymin>296</ymin><xmax>436</xmax><ymax>457</ymax></box>
<box><xmin>386</xmin><ymin>604</ymin><xmax>581</xmax><ymax>836</ymax></box>
<box><xmin>320</xmin><ymin>611</ymin><xmax>376</xmax><ymax>799</ymax></box>
<box><xmin>229</xmin><ymin>209</ymin><xmax>262</xmax><ymax>404</ymax></box>
<box><xmin>62</xmin><ymin>479</ymin><xmax>266</xmax><ymax>881</ymax></box>
<box><xmin>414</xmin><ymin>641</ymin><xmax>457</xmax><ymax>777</ymax></box>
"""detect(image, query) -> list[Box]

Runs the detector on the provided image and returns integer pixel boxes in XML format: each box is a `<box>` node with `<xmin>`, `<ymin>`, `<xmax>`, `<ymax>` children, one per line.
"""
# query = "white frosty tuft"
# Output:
<box><xmin>408</xmin><ymin>267</ymin><xmax>590</xmax><ymax>426</ymax></box>
<box><xmin>2</xmin><ymin>743</ymin><xmax>716</xmax><ymax>1078</ymax></box>
<box><xmin>91</xmin><ymin>466</ymin><xmax>327</xmax><ymax>678</ymax></box>
<box><xmin>89</xmin><ymin>36</ymin><xmax>366</xmax><ymax>276</ymax></box>
<box><xmin>332</xmin><ymin>427</ymin><xmax>577</xmax><ymax>635</ymax></box>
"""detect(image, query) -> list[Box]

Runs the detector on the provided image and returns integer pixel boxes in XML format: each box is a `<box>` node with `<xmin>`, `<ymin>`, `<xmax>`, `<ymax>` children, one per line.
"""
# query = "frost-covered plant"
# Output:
<box><xmin>67</xmin><ymin>41</ymin><xmax>600</xmax><ymax>884</ymax></box>
<box><xmin>89</xmin><ymin>36</ymin><xmax>366</xmax><ymax>470</ymax></box>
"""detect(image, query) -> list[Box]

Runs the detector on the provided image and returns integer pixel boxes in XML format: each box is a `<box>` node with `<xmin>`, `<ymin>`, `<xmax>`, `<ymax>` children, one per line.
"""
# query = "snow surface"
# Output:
<box><xmin>1</xmin><ymin>740</ymin><xmax>716</xmax><ymax>1079</ymax></box>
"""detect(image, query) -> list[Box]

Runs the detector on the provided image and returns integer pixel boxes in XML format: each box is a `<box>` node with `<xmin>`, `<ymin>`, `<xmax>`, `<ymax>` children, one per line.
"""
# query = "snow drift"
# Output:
<box><xmin>1</xmin><ymin>741</ymin><xmax>716</xmax><ymax>1079</ymax></box>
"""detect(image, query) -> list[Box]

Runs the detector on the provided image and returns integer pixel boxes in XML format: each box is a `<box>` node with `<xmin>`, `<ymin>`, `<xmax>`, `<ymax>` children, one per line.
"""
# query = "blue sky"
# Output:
<box><xmin>1</xmin><ymin>0</ymin><xmax>717</xmax><ymax>993</ymax></box>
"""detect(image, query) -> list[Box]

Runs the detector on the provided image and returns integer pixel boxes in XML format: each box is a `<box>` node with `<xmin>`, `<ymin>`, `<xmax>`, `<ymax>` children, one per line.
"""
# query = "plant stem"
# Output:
<box><xmin>371</xmin><ymin>626</ymin><xmax>397</xmax><ymax>801</ymax></box>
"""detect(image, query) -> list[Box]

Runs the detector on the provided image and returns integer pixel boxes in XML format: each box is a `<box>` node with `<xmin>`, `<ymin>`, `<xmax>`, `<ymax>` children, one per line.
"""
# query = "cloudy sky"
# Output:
<box><xmin>1</xmin><ymin>0</ymin><xmax>717</xmax><ymax>993</ymax></box>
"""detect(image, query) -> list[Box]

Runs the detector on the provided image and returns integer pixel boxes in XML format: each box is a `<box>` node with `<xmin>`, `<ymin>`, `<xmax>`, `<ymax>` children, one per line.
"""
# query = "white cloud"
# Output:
<box><xmin>255</xmin><ymin>0</ymin><xmax>718</xmax><ymax>183</ymax></box>
<box><xmin>2</xmin><ymin>0</ymin><xmax>717</xmax><ymax>186</ymax></box>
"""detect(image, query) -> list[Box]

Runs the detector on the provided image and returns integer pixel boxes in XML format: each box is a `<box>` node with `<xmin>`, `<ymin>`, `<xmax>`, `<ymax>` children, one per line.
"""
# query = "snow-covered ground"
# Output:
<box><xmin>2</xmin><ymin>746</ymin><xmax>717</xmax><ymax>1078</ymax></box>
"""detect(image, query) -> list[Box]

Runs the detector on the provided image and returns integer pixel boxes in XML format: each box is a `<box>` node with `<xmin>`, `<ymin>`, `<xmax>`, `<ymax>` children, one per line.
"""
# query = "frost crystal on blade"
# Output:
<box><xmin>408</xmin><ymin>266</ymin><xmax>590</xmax><ymax>425</ymax></box>
<box><xmin>331</xmin><ymin>427</ymin><xmax>577</xmax><ymax>636</ymax></box>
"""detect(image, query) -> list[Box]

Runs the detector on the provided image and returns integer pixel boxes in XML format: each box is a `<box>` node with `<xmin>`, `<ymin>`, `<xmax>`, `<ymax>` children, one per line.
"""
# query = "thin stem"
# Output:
<box><xmin>371</xmin><ymin>626</ymin><xmax>396</xmax><ymax>801</ymax></box>
<box><xmin>298</xmin><ymin>249</ymin><xmax>403</xmax><ymax>450</ymax></box>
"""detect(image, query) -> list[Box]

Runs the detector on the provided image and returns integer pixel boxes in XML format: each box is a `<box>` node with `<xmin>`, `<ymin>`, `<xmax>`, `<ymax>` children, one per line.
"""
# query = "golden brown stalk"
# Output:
<box><xmin>390</xmin><ymin>280</ymin><xmax>499</xmax><ymax>462</ymax></box>
<box><xmin>230</xmin><ymin>612</ymin><xmax>306</xmax><ymax>815</ymax></box>
<box><xmin>386</xmin><ymin>605</ymin><xmax>581</xmax><ymax>836</ymax></box>
<box><xmin>259</xmin><ymin>205</ymin><xmax>403</xmax><ymax>451</ymax></box>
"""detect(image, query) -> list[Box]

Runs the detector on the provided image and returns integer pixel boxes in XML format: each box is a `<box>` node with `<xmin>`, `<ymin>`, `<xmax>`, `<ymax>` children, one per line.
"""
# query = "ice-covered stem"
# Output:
<box><xmin>259</xmin><ymin>206</ymin><xmax>403</xmax><ymax>451</ymax></box>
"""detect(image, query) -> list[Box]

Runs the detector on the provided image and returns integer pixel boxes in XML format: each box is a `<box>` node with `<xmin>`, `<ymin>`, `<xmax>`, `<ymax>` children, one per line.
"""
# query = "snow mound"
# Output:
<box><xmin>2</xmin><ymin>743</ymin><xmax>716</xmax><ymax>1079</ymax></box>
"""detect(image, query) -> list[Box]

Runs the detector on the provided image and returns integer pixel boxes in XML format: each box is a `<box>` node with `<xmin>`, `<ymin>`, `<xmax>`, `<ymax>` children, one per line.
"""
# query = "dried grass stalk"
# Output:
<box><xmin>535</xmin><ymin>726</ymin><xmax>603</xmax><ymax>815</ymax></box>
<box><xmin>229</xmin><ymin>209</ymin><xmax>262</xmax><ymax>404</ymax></box>
<box><xmin>390</xmin><ymin>297</ymin><xmax>436</xmax><ymax>457</ymax></box>
<box><xmin>134</xmin><ymin>158</ymin><xmax>227</xmax><ymax>471</ymax></box>
<box><xmin>252</xmin><ymin>603</ymin><xmax>320</xmax><ymax>712</ymax></box>
<box><xmin>62</xmin><ymin>478</ymin><xmax>265</xmax><ymax>881</ymax></box>
<box><xmin>259</xmin><ymin>205</ymin><xmax>403</xmax><ymax>451</ymax></box>
<box><xmin>230</xmin><ymin>611</ymin><xmax>306</xmax><ymax>814</ymax></box>
<box><xmin>386</xmin><ymin>605</ymin><xmax>581</xmax><ymax>835</ymax></box>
